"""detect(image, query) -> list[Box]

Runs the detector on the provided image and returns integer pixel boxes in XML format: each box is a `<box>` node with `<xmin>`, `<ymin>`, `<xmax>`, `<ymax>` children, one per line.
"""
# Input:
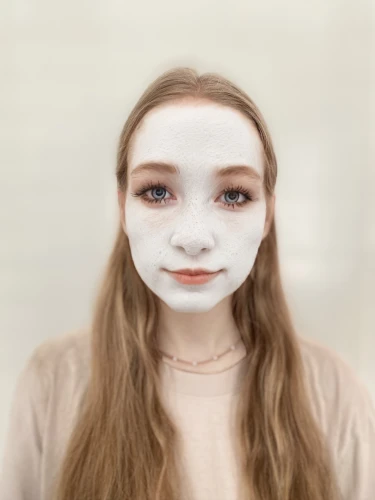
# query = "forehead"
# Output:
<box><xmin>128</xmin><ymin>101</ymin><xmax>264</xmax><ymax>174</ymax></box>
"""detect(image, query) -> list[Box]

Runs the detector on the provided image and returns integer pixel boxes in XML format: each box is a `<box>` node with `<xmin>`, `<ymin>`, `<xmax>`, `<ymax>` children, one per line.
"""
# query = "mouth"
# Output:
<box><xmin>163</xmin><ymin>268</ymin><xmax>222</xmax><ymax>285</ymax></box>
<box><xmin>166</xmin><ymin>268</ymin><xmax>220</xmax><ymax>276</ymax></box>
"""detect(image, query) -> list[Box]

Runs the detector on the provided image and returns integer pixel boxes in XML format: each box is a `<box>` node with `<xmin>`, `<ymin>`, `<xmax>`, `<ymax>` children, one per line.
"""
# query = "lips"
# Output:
<box><xmin>163</xmin><ymin>268</ymin><xmax>222</xmax><ymax>285</ymax></box>
<box><xmin>168</xmin><ymin>268</ymin><xmax>218</xmax><ymax>276</ymax></box>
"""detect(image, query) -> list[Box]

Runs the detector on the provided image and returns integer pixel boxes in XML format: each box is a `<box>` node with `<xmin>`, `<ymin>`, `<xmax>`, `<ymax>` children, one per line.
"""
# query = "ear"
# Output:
<box><xmin>262</xmin><ymin>193</ymin><xmax>275</xmax><ymax>240</ymax></box>
<box><xmin>117</xmin><ymin>189</ymin><xmax>127</xmax><ymax>235</ymax></box>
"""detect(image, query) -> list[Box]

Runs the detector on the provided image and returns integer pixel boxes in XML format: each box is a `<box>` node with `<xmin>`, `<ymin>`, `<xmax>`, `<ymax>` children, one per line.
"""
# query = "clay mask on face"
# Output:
<box><xmin>124</xmin><ymin>101</ymin><xmax>267</xmax><ymax>313</ymax></box>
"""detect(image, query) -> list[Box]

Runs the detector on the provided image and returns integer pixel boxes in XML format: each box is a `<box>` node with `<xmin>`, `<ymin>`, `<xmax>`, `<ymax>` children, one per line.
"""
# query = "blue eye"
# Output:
<box><xmin>221</xmin><ymin>189</ymin><xmax>250</xmax><ymax>208</ymax></box>
<box><xmin>130</xmin><ymin>181</ymin><xmax>253</xmax><ymax>208</ymax></box>
<box><xmin>150</xmin><ymin>187</ymin><xmax>169</xmax><ymax>201</ymax></box>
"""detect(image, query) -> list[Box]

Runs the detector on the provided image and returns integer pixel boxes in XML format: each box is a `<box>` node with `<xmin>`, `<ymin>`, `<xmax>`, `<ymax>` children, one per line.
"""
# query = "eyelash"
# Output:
<box><xmin>130</xmin><ymin>180</ymin><xmax>254</xmax><ymax>209</ymax></box>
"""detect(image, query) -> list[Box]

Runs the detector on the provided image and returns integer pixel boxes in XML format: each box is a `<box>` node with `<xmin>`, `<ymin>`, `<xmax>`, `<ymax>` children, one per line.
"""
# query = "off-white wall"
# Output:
<box><xmin>1</xmin><ymin>0</ymin><xmax>374</xmax><ymax>459</ymax></box>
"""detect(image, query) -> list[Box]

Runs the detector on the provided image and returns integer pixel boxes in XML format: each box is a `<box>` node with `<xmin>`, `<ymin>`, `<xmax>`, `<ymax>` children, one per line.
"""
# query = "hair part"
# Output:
<box><xmin>51</xmin><ymin>67</ymin><xmax>341</xmax><ymax>500</ymax></box>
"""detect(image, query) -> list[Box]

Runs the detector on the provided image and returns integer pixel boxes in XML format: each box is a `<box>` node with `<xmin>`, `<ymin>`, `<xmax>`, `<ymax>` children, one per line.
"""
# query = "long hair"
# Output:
<box><xmin>51</xmin><ymin>67</ymin><xmax>341</xmax><ymax>500</ymax></box>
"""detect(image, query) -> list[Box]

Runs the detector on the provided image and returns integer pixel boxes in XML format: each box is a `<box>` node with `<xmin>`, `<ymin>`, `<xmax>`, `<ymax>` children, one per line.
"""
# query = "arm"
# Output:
<box><xmin>0</xmin><ymin>346</ymin><xmax>49</xmax><ymax>500</ymax></box>
<box><xmin>336</xmin><ymin>375</ymin><xmax>375</xmax><ymax>500</ymax></box>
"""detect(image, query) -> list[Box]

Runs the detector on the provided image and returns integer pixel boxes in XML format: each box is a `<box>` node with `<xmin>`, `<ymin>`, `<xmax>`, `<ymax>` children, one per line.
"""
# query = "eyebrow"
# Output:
<box><xmin>130</xmin><ymin>161</ymin><xmax>262</xmax><ymax>181</ymax></box>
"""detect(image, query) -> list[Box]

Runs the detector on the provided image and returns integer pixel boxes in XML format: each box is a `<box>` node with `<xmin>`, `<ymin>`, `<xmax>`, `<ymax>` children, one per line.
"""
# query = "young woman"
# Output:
<box><xmin>1</xmin><ymin>67</ymin><xmax>374</xmax><ymax>500</ymax></box>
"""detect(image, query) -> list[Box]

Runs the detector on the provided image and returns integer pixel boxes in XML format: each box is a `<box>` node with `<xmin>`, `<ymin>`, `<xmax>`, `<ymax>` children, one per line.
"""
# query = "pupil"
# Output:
<box><xmin>153</xmin><ymin>188</ymin><xmax>165</xmax><ymax>199</ymax></box>
<box><xmin>225</xmin><ymin>191</ymin><xmax>239</xmax><ymax>203</ymax></box>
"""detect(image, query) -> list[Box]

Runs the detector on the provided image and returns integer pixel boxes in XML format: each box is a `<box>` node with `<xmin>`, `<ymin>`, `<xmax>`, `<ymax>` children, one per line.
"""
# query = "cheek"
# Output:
<box><xmin>220</xmin><ymin>206</ymin><xmax>266</xmax><ymax>264</ymax></box>
<box><xmin>125</xmin><ymin>209</ymin><xmax>167</xmax><ymax>244</ymax></box>
<box><xmin>124</xmin><ymin>206</ymin><xmax>169</xmax><ymax>269</ymax></box>
<box><xmin>223</xmin><ymin>202</ymin><xmax>266</xmax><ymax>239</ymax></box>
<box><xmin>125</xmin><ymin>196</ymin><xmax>168</xmax><ymax>231</ymax></box>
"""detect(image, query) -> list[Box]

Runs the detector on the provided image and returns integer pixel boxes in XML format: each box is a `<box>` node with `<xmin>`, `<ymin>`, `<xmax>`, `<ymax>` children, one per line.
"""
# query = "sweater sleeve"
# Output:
<box><xmin>336</xmin><ymin>373</ymin><xmax>375</xmax><ymax>500</ymax></box>
<box><xmin>0</xmin><ymin>345</ymin><xmax>50</xmax><ymax>500</ymax></box>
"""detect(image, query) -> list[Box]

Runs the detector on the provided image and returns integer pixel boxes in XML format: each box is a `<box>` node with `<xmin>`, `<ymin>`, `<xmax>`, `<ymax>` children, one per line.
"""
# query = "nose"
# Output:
<box><xmin>170</xmin><ymin>218</ymin><xmax>215</xmax><ymax>256</ymax></box>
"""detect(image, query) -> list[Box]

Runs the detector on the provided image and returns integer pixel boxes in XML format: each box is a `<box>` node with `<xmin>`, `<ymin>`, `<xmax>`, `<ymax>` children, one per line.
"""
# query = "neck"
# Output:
<box><xmin>156</xmin><ymin>295</ymin><xmax>247</xmax><ymax>373</ymax></box>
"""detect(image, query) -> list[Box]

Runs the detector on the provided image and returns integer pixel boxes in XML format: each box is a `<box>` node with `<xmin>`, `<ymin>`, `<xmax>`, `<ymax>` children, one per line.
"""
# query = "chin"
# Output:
<box><xmin>160</xmin><ymin>292</ymin><xmax>224</xmax><ymax>314</ymax></box>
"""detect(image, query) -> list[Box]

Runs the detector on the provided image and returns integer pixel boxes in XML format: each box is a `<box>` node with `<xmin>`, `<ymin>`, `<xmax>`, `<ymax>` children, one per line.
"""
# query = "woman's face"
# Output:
<box><xmin>121</xmin><ymin>100</ymin><xmax>271</xmax><ymax>313</ymax></box>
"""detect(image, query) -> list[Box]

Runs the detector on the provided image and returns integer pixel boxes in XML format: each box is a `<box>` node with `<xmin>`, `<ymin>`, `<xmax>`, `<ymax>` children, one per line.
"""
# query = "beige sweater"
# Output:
<box><xmin>1</xmin><ymin>327</ymin><xmax>374</xmax><ymax>500</ymax></box>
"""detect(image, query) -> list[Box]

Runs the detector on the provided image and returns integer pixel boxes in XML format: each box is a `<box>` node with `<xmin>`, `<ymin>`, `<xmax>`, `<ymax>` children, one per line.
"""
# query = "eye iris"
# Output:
<box><xmin>152</xmin><ymin>187</ymin><xmax>165</xmax><ymax>199</ymax></box>
<box><xmin>225</xmin><ymin>191</ymin><xmax>239</xmax><ymax>203</ymax></box>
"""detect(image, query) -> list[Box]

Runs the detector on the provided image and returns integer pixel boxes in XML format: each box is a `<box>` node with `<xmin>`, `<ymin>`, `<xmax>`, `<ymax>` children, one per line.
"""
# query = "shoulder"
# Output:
<box><xmin>297</xmin><ymin>334</ymin><xmax>375</xmax><ymax>455</ymax></box>
<box><xmin>1</xmin><ymin>328</ymin><xmax>92</xmax><ymax>499</ymax></box>
<box><xmin>25</xmin><ymin>326</ymin><xmax>92</xmax><ymax>446</ymax></box>
<box><xmin>25</xmin><ymin>326</ymin><xmax>90</xmax><ymax>376</ymax></box>
<box><xmin>19</xmin><ymin>327</ymin><xmax>91</xmax><ymax>407</ymax></box>
<box><xmin>297</xmin><ymin>334</ymin><xmax>373</xmax><ymax>408</ymax></box>
<box><xmin>298</xmin><ymin>334</ymin><xmax>362</xmax><ymax>396</ymax></box>
<box><xmin>297</xmin><ymin>335</ymin><xmax>375</xmax><ymax>498</ymax></box>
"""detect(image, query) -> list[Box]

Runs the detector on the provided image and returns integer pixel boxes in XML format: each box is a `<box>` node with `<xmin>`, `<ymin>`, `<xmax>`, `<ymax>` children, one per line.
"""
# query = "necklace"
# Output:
<box><xmin>159</xmin><ymin>337</ymin><xmax>243</xmax><ymax>367</ymax></box>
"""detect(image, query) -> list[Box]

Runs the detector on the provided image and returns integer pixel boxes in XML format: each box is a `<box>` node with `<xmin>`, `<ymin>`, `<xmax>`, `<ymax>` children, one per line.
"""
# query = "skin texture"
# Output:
<box><xmin>118</xmin><ymin>100</ymin><xmax>275</xmax><ymax>370</ymax></box>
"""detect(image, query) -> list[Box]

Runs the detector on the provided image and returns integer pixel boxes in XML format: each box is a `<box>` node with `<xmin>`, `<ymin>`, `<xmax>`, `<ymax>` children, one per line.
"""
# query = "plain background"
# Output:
<box><xmin>0</xmin><ymin>0</ymin><xmax>374</xmax><ymax>459</ymax></box>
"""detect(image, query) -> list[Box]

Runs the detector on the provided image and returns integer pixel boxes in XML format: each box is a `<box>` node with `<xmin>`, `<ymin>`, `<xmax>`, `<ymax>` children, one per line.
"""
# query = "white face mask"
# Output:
<box><xmin>123</xmin><ymin>101</ymin><xmax>267</xmax><ymax>313</ymax></box>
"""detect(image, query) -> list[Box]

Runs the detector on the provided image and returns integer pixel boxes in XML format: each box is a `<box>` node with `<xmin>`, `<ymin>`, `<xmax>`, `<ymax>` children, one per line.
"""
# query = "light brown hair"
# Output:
<box><xmin>52</xmin><ymin>67</ymin><xmax>341</xmax><ymax>500</ymax></box>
